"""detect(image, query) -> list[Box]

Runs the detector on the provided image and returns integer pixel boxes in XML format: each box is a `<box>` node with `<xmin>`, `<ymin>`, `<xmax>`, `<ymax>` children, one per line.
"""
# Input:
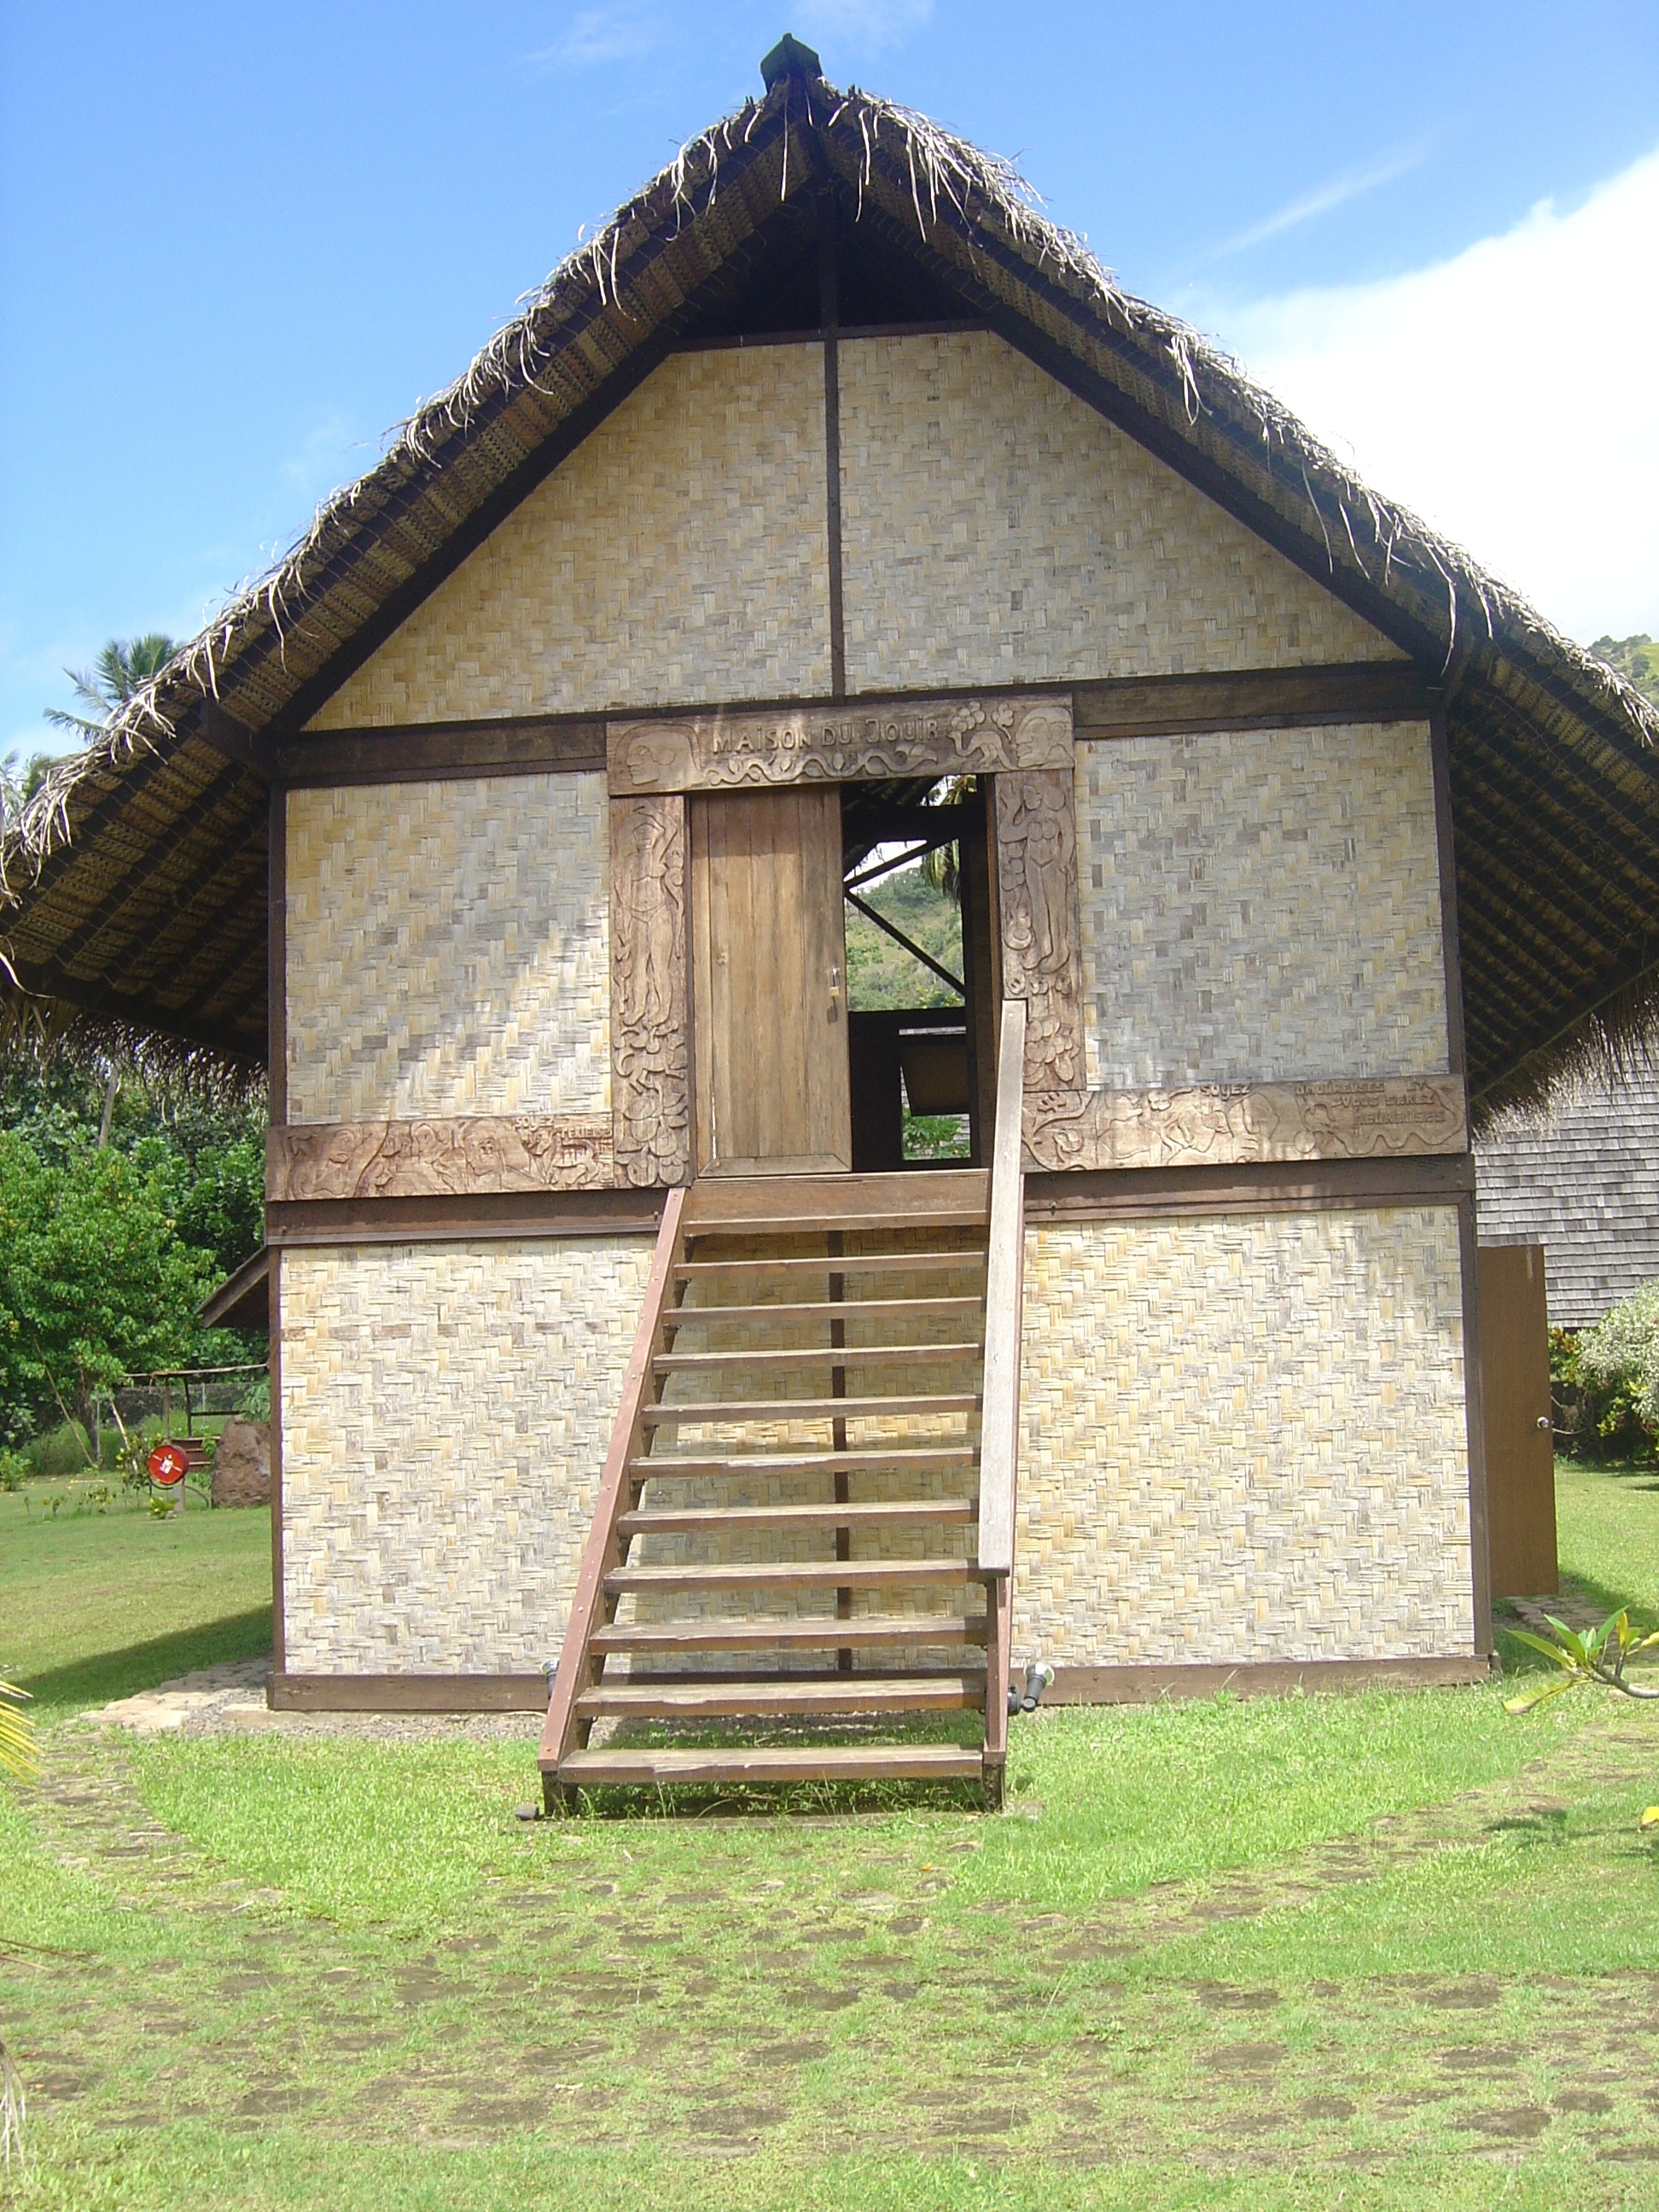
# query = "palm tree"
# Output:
<box><xmin>43</xmin><ymin>633</ymin><xmax>177</xmax><ymax>741</ymax></box>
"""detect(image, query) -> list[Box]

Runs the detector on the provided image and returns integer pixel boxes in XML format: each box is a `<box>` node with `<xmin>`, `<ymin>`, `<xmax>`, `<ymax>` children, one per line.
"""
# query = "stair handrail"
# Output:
<box><xmin>538</xmin><ymin>1183</ymin><xmax>689</xmax><ymax>1787</ymax></box>
<box><xmin>977</xmin><ymin>998</ymin><xmax>1026</xmax><ymax>1583</ymax></box>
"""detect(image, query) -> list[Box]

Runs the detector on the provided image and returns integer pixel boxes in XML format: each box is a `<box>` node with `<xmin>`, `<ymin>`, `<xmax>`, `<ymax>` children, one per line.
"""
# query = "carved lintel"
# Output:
<box><xmin>607</xmin><ymin>693</ymin><xmax>1072</xmax><ymax>795</ymax></box>
<box><xmin>267</xmin><ymin>1115</ymin><xmax>615</xmax><ymax>1201</ymax></box>
<box><xmin>1022</xmin><ymin>1075</ymin><xmax>1470</xmax><ymax>1173</ymax></box>
<box><xmin>995</xmin><ymin>768</ymin><xmax>1085</xmax><ymax>1091</ymax></box>
<box><xmin>610</xmin><ymin>794</ymin><xmax>690</xmax><ymax>1187</ymax></box>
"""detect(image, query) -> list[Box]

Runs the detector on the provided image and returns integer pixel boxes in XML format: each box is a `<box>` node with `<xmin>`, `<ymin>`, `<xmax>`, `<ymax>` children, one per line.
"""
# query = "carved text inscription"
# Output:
<box><xmin>608</xmin><ymin>693</ymin><xmax>1072</xmax><ymax>795</ymax></box>
<box><xmin>996</xmin><ymin>768</ymin><xmax>1086</xmax><ymax>1091</ymax></box>
<box><xmin>1022</xmin><ymin>1076</ymin><xmax>1469</xmax><ymax>1174</ymax></box>
<box><xmin>610</xmin><ymin>793</ymin><xmax>691</xmax><ymax>1187</ymax></box>
<box><xmin>268</xmin><ymin>1115</ymin><xmax>615</xmax><ymax>1201</ymax></box>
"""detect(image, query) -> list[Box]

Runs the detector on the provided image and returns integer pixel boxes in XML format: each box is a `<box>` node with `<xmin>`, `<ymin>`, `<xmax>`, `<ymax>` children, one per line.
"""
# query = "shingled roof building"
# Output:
<box><xmin>5</xmin><ymin>45</ymin><xmax>1657</xmax><ymax>1798</ymax></box>
<box><xmin>1477</xmin><ymin>1072</ymin><xmax>1659</xmax><ymax>1329</ymax></box>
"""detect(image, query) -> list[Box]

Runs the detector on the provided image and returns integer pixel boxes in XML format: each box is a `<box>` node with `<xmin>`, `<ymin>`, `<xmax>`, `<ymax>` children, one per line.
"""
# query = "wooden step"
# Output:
<box><xmin>605</xmin><ymin>1558</ymin><xmax>975</xmax><ymax>1596</ymax></box>
<box><xmin>665</xmin><ymin>1295</ymin><xmax>985</xmax><ymax>1329</ymax></box>
<box><xmin>654</xmin><ymin>1341</ymin><xmax>983</xmax><ymax>1375</ymax></box>
<box><xmin>555</xmin><ymin>1743</ymin><xmax>983</xmax><ymax>1786</ymax></box>
<box><xmin>630</xmin><ymin>1445</ymin><xmax>979</xmax><ymax>1481</ymax></box>
<box><xmin>591</xmin><ymin>1612</ymin><xmax>988</xmax><ymax>1653</ymax></box>
<box><xmin>676</xmin><ymin>1250</ymin><xmax>985</xmax><ymax>1288</ymax></box>
<box><xmin>684</xmin><ymin>1171</ymin><xmax>988</xmax><ymax>1237</ymax></box>
<box><xmin>574</xmin><ymin>1673</ymin><xmax>986</xmax><ymax>1719</ymax></box>
<box><xmin>642</xmin><ymin>1392</ymin><xmax>980</xmax><ymax>1428</ymax></box>
<box><xmin>616</xmin><ymin>1499</ymin><xmax>975</xmax><ymax>1539</ymax></box>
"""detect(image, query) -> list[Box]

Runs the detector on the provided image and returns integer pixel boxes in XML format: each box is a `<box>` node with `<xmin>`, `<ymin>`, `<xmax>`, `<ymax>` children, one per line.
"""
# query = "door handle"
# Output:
<box><xmin>829</xmin><ymin>963</ymin><xmax>841</xmax><ymax>1023</ymax></box>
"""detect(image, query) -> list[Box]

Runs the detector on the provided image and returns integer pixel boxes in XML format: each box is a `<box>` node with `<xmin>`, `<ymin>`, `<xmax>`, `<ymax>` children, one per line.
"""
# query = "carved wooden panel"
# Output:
<box><xmin>610</xmin><ymin>793</ymin><xmax>691</xmax><ymax>1187</ymax></box>
<box><xmin>608</xmin><ymin>693</ymin><xmax>1072</xmax><ymax>795</ymax></box>
<box><xmin>268</xmin><ymin>1116</ymin><xmax>614</xmax><ymax>1201</ymax></box>
<box><xmin>1022</xmin><ymin>1075</ymin><xmax>1469</xmax><ymax>1173</ymax></box>
<box><xmin>995</xmin><ymin>768</ymin><xmax>1085</xmax><ymax>1091</ymax></box>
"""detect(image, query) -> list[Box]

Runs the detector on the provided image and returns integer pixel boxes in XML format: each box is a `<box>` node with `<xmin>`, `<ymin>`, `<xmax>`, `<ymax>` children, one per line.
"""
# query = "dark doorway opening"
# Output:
<box><xmin>841</xmin><ymin>778</ymin><xmax>997</xmax><ymax>1169</ymax></box>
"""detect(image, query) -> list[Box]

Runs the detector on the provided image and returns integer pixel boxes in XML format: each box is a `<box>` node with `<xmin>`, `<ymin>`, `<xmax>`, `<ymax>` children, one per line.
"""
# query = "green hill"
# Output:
<box><xmin>845</xmin><ymin>859</ymin><xmax>963</xmax><ymax>1011</ymax></box>
<box><xmin>1592</xmin><ymin>632</ymin><xmax>1659</xmax><ymax>706</ymax></box>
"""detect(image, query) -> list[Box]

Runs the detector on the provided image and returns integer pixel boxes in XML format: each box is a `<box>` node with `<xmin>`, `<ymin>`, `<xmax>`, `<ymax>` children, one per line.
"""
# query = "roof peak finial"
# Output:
<box><xmin>760</xmin><ymin>32</ymin><xmax>823</xmax><ymax>91</ymax></box>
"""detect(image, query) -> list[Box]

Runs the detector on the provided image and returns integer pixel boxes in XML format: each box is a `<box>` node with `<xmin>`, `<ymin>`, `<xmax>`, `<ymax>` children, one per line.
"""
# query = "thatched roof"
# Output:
<box><xmin>4</xmin><ymin>62</ymin><xmax>1657</xmax><ymax>1123</ymax></box>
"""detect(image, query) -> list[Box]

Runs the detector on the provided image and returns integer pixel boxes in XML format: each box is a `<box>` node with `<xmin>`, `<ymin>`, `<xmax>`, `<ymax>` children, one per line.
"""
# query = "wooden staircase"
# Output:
<box><xmin>538</xmin><ymin>1004</ymin><xmax>1027</xmax><ymax>1813</ymax></box>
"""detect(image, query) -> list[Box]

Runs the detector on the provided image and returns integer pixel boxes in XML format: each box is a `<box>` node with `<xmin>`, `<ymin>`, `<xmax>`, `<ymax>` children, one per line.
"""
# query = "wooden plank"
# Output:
<box><xmin>1024</xmin><ymin>1153</ymin><xmax>1475</xmax><ymax>1223</ymax></box>
<box><xmin>690</xmin><ymin>787</ymin><xmax>851</xmax><ymax>1175</ymax></box>
<box><xmin>267</xmin><ymin>783</ymin><xmax>286</xmax><ymax>1123</ymax></box>
<box><xmin>538</xmin><ymin>1186</ymin><xmax>689</xmax><ymax>1778</ymax></box>
<box><xmin>1429</xmin><ymin>706</ymin><xmax>1470</xmax><ymax>1079</ymax></box>
<box><xmin>977</xmin><ymin>1000</ymin><xmax>1026</xmax><ymax>1579</ymax></box>
<box><xmin>652</xmin><ymin>1340</ymin><xmax>982</xmax><ymax>1373</ymax></box>
<box><xmin>278</xmin><ymin>713</ymin><xmax>607</xmax><ymax>787</ymax></box>
<box><xmin>1045</xmin><ymin>1656</ymin><xmax>1491</xmax><ymax>1704</ymax></box>
<box><xmin>267</xmin><ymin>1115</ymin><xmax>615</xmax><ymax>1201</ymax></box>
<box><xmin>995</xmin><ymin>773</ymin><xmax>1084</xmax><ymax>1091</ymax></box>
<box><xmin>820</xmin><ymin>214</ymin><xmax>847</xmax><ymax>703</ymax></box>
<box><xmin>632</xmin><ymin>1446</ymin><xmax>978</xmax><ymax>1479</ymax></box>
<box><xmin>609</xmin><ymin>694</ymin><xmax>1071</xmax><ymax>796</ymax></box>
<box><xmin>1478</xmin><ymin>1244</ymin><xmax>1558</xmax><ymax>1598</ymax></box>
<box><xmin>684</xmin><ymin>1168</ymin><xmax>987</xmax><ymax>1231</ymax></box>
<box><xmin>676</xmin><ymin>1250</ymin><xmax>985</xmax><ymax>1284</ymax></box>
<box><xmin>575</xmin><ymin>1674</ymin><xmax>984</xmax><ymax>1717</ymax></box>
<box><xmin>610</xmin><ymin>793</ymin><xmax>691</xmax><ymax>1187</ymax></box>
<box><xmin>666</xmin><ymin>1295</ymin><xmax>985</xmax><ymax>1326</ymax></box>
<box><xmin>591</xmin><ymin>1613</ymin><xmax>987</xmax><ymax>1652</ymax></box>
<box><xmin>556</xmin><ymin>1743</ymin><xmax>982</xmax><ymax>1785</ymax></box>
<box><xmin>198</xmin><ymin>699</ymin><xmax>276</xmax><ymax>780</ymax></box>
<box><xmin>603</xmin><ymin>1559</ymin><xmax>975</xmax><ymax>1594</ymax></box>
<box><xmin>642</xmin><ymin>1391</ymin><xmax>980</xmax><ymax>1425</ymax></box>
<box><xmin>268</xmin><ymin>1248</ymin><xmax>284</xmax><ymax>1676</ymax></box>
<box><xmin>269</xmin><ymin>1672</ymin><xmax>549</xmax><ymax>1712</ymax></box>
<box><xmin>1022</xmin><ymin>1074</ymin><xmax>1468</xmax><ymax>1174</ymax></box>
<box><xmin>265</xmin><ymin>1190</ymin><xmax>663</xmax><ymax>1247</ymax></box>
<box><xmin>1073</xmin><ymin>663</ymin><xmax>1434</xmax><ymax>740</ymax></box>
<box><xmin>1460</xmin><ymin>1194</ymin><xmax>1494</xmax><ymax>1655</ymax></box>
<box><xmin>616</xmin><ymin>1499</ymin><xmax>975</xmax><ymax>1537</ymax></box>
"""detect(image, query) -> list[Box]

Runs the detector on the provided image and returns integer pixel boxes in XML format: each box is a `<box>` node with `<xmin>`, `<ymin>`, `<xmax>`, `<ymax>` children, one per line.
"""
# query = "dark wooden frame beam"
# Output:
<box><xmin>279</xmin><ymin>714</ymin><xmax>607</xmax><ymax>787</ymax></box>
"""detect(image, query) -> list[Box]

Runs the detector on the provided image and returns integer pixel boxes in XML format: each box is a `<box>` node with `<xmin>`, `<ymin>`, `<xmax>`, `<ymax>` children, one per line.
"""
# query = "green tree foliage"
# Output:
<box><xmin>1592</xmin><ymin>633</ymin><xmax>1659</xmax><ymax>707</ymax></box>
<box><xmin>0</xmin><ymin>1055</ymin><xmax>266</xmax><ymax>1440</ymax></box>
<box><xmin>42</xmin><ymin>632</ymin><xmax>178</xmax><ymax>741</ymax></box>
<box><xmin>845</xmin><ymin>861</ymin><xmax>964</xmax><ymax>1012</ymax></box>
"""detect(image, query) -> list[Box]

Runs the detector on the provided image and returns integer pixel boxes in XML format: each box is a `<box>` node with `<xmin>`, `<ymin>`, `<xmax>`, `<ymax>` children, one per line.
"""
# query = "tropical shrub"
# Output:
<box><xmin>1551</xmin><ymin>1313</ymin><xmax>1657</xmax><ymax>1461</ymax></box>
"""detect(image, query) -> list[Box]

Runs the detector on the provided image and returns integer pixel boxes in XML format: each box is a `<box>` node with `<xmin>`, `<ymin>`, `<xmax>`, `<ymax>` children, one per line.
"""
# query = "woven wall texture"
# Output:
<box><xmin>280</xmin><ymin>1236</ymin><xmax>655</xmax><ymax>1672</ymax></box>
<box><xmin>1014</xmin><ymin>1208</ymin><xmax>1475</xmax><ymax>1667</ymax></box>
<box><xmin>287</xmin><ymin>772</ymin><xmax>610</xmax><ymax>1124</ymax></box>
<box><xmin>308</xmin><ymin>347</ymin><xmax>832</xmax><ymax>727</ymax></box>
<box><xmin>838</xmin><ymin>333</ymin><xmax>1400</xmax><ymax>692</ymax></box>
<box><xmin>1076</xmin><ymin>721</ymin><xmax>1448</xmax><ymax>1089</ymax></box>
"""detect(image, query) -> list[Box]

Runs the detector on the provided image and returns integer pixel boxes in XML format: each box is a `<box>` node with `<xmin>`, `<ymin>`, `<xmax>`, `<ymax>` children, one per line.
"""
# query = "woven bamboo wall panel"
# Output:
<box><xmin>307</xmin><ymin>346</ymin><xmax>832</xmax><ymax>728</ymax></box>
<box><xmin>838</xmin><ymin>333</ymin><xmax>1401</xmax><ymax>693</ymax></box>
<box><xmin>279</xmin><ymin>1237</ymin><xmax>654</xmax><ymax>1672</ymax></box>
<box><xmin>1077</xmin><ymin>721</ymin><xmax>1448</xmax><ymax>1089</ymax></box>
<box><xmin>286</xmin><ymin>772</ymin><xmax>609</xmax><ymax>1124</ymax></box>
<box><xmin>1014</xmin><ymin>1209</ymin><xmax>1475</xmax><ymax>1666</ymax></box>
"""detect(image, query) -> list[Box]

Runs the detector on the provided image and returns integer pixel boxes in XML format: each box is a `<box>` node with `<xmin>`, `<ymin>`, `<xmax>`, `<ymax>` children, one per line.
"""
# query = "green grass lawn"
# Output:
<box><xmin>2</xmin><ymin>1461</ymin><xmax>1656</xmax><ymax>2209</ymax></box>
<box><xmin>0</xmin><ymin>1480</ymin><xmax>271</xmax><ymax>1717</ymax></box>
<box><xmin>1554</xmin><ymin>1457</ymin><xmax>1659</xmax><ymax>1625</ymax></box>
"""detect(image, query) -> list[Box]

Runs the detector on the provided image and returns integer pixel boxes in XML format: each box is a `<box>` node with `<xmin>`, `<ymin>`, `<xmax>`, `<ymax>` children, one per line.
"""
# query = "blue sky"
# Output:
<box><xmin>3</xmin><ymin>0</ymin><xmax>1657</xmax><ymax>760</ymax></box>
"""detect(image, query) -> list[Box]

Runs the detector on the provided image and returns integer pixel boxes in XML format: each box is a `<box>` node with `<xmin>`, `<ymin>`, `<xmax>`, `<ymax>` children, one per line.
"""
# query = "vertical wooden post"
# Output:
<box><xmin>978</xmin><ymin>1000</ymin><xmax>1027</xmax><ymax>1803</ymax></box>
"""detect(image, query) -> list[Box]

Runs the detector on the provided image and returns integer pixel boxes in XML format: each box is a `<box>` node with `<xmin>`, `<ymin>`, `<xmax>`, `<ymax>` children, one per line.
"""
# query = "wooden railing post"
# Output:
<box><xmin>978</xmin><ymin>999</ymin><xmax>1026</xmax><ymax>1799</ymax></box>
<box><xmin>539</xmin><ymin>1185</ymin><xmax>688</xmax><ymax>1796</ymax></box>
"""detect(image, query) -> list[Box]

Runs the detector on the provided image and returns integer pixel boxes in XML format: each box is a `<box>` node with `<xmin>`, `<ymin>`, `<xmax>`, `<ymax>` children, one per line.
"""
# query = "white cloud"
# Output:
<box><xmin>529</xmin><ymin>8</ymin><xmax>661</xmax><ymax>68</ymax></box>
<box><xmin>795</xmin><ymin>0</ymin><xmax>934</xmax><ymax>54</ymax></box>
<box><xmin>1211</xmin><ymin>143</ymin><xmax>1428</xmax><ymax>260</ymax></box>
<box><xmin>1214</xmin><ymin>146</ymin><xmax>1659</xmax><ymax>643</ymax></box>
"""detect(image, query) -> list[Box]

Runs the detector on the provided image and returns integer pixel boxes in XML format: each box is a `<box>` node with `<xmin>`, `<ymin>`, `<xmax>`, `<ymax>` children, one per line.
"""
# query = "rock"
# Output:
<box><xmin>212</xmin><ymin>1419</ymin><xmax>271</xmax><ymax>1507</ymax></box>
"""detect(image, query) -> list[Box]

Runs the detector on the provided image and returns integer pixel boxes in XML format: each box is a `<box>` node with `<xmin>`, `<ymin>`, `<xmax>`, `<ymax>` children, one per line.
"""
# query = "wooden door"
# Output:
<box><xmin>690</xmin><ymin>786</ymin><xmax>852</xmax><ymax>1175</ymax></box>
<box><xmin>1478</xmin><ymin>1243</ymin><xmax>1559</xmax><ymax>1598</ymax></box>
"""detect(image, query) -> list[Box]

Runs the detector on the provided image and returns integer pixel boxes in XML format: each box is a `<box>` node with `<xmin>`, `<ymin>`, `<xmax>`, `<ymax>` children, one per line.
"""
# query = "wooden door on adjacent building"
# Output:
<box><xmin>690</xmin><ymin>786</ymin><xmax>852</xmax><ymax>1175</ymax></box>
<box><xmin>1478</xmin><ymin>1243</ymin><xmax>1559</xmax><ymax>1598</ymax></box>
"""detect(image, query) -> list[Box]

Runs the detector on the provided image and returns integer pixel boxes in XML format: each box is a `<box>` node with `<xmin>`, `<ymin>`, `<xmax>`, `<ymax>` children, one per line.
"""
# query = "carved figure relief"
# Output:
<box><xmin>610</xmin><ymin>793</ymin><xmax>691</xmax><ymax>1186</ymax></box>
<box><xmin>1022</xmin><ymin>1075</ymin><xmax>1469</xmax><ymax>1173</ymax></box>
<box><xmin>268</xmin><ymin>1115</ymin><xmax>615</xmax><ymax>1201</ymax></box>
<box><xmin>608</xmin><ymin>693</ymin><xmax>1072</xmax><ymax>795</ymax></box>
<box><xmin>995</xmin><ymin>769</ymin><xmax>1085</xmax><ymax>1091</ymax></box>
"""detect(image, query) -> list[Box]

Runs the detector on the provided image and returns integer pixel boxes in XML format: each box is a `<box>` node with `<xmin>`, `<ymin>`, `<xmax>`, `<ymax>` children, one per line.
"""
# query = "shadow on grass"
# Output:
<box><xmin>21</xmin><ymin>1605</ymin><xmax>271</xmax><ymax>1718</ymax></box>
